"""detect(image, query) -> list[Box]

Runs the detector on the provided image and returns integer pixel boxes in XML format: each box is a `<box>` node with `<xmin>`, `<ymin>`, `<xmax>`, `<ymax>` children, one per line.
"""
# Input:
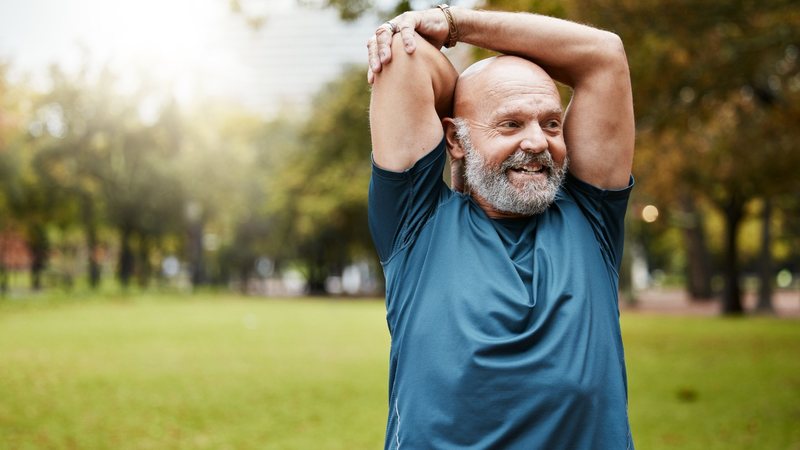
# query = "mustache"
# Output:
<box><xmin>500</xmin><ymin>150</ymin><xmax>555</xmax><ymax>171</ymax></box>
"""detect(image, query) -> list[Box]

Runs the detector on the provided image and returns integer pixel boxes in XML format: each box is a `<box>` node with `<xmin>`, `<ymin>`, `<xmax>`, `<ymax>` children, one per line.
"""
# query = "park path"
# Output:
<box><xmin>622</xmin><ymin>288</ymin><xmax>800</xmax><ymax>318</ymax></box>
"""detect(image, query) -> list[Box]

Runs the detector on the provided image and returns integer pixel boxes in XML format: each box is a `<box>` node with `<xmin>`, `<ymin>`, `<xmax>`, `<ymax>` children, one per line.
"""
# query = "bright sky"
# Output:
<box><xmin>0</xmin><ymin>0</ymin><xmax>380</xmax><ymax>115</ymax></box>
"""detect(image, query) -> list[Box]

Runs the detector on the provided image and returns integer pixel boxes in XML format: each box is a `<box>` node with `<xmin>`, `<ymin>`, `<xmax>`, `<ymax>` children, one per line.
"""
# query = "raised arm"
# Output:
<box><xmin>371</xmin><ymin>8</ymin><xmax>634</xmax><ymax>189</ymax></box>
<box><xmin>369</xmin><ymin>31</ymin><xmax>458</xmax><ymax>172</ymax></box>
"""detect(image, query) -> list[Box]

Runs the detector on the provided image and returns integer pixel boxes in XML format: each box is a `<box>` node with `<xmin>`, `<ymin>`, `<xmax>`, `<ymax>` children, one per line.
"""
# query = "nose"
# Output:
<box><xmin>519</xmin><ymin>123</ymin><xmax>548</xmax><ymax>154</ymax></box>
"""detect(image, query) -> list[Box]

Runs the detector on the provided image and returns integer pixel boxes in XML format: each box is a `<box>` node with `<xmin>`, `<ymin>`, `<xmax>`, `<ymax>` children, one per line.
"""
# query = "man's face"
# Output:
<box><xmin>456</xmin><ymin>118</ymin><xmax>568</xmax><ymax>216</ymax></box>
<box><xmin>452</xmin><ymin>61</ymin><xmax>569</xmax><ymax>216</ymax></box>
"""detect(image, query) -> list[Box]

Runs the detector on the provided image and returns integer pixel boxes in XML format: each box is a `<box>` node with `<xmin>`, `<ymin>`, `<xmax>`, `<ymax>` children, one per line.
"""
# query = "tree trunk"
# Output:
<box><xmin>305</xmin><ymin>245</ymin><xmax>328</xmax><ymax>295</ymax></box>
<box><xmin>0</xmin><ymin>268</ymin><xmax>6</xmax><ymax>296</ymax></box>
<box><xmin>756</xmin><ymin>198</ymin><xmax>774</xmax><ymax>313</ymax></box>
<box><xmin>137</xmin><ymin>234</ymin><xmax>151</xmax><ymax>288</ymax></box>
<box><xmin>28</xmin><ymin>223</ymin><xmax>48</xmax><ymax>291</ymax></box>
<box><xmin>87</xmin><ymin>227</ymin><xmax>101</xmax><ymax>289</ymax></box>
<box><xmin>306</xmin><ymin>265</ymin><xmax>327</xmax><ymax>295</ymax></box>
<box><xmin>0</xmin><ymin>230</ymin><xmax>8</xmax><ymax>296</ymax></box>
<box><xmin>239</xmin><ymin>266</ymin><xmax>250</xmax><ymax>294</ymax></box>
<box><xmin>680</xmin><ymin>195</ymin><xmax>714</xmax><ymax>300</ymax></box>
<box><xmin>721</xmin><ymin>195</ymin><xmax>745</xmax><ymax>315</ymax></box>
<box><xmin>82</xmin><ymin>199</ymin><xmax>101</xmax><ymax>289</ymax></box>
<box><xmin>118</xmin><ymin>226</ymin><xmax>134</xmax><ymax>288</ymax></box>
<box><xmin>188</xmin><ymin>219</ymin><xmax>206</xmax><ymax>287</ymax></box>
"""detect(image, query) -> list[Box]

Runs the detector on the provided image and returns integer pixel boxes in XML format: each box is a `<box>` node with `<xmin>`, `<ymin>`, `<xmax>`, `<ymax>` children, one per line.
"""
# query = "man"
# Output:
<box><xmin>366</xmin><ymin>5</ymin><xmax>635</xmax><ymax>449</ymax></box>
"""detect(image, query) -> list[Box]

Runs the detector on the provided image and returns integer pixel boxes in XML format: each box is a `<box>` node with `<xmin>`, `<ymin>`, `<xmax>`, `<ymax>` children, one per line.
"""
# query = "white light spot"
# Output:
<box><xmin>162</xmin><ymin>256</ymin><xmax>181</xmax><ymax>278</ymax></box>
<box><xmin>776</xmin><ymin>269</ymin><xmax>793</xmax><ymax>288</ymax></box>
<box><xmin>642</xmin><ymin>205</ymin><xmax>659</xmax><ymax>223</ymax></box>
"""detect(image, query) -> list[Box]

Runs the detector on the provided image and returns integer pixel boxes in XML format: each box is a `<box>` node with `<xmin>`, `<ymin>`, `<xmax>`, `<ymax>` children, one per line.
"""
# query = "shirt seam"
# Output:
<box><xmin>370</xmin><ymin>137</ymin><xmax>446</xmax><ymax>181</ymax></box>
<box><xmin>394</xmin><ymin>398</ymin><xmax>401</xmax><ymax>449</ymax></box>
<box><xmin>566</xmin><ymin>172</ymin><xmax>635</xmax><ymax>199</ymax></box>
<box><xmin>380</xmin><ymin>191</ymin><xmax>460</xmax><ymax>266</ymax></box>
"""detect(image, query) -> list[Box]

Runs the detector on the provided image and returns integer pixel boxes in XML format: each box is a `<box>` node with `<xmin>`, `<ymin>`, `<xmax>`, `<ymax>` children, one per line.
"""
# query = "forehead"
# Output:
<box><xmin>460</xmin><ymin>57</ymin><xmax>562</xmax><ymax>119</ymax></box>
<box><xmin>484</xmin><ymin>81</ymin><xmax>562</xmax><ymax>119</ymax></box>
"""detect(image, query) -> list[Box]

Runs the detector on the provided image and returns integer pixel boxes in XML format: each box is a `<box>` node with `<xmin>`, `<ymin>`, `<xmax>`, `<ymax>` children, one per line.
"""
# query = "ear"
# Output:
<box><xmin>442</xmin><ymin>117</ymin><xmax>465</xmax><ymax>161</ymax></box>
<box><xmin>442</xmin><ymin>117</ymin><xmax>466</xmax><ymax>193</ymax></box>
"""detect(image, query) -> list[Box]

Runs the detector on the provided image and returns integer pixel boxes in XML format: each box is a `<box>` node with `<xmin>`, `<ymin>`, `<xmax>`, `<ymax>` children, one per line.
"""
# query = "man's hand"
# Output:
<box><xmin>366</xmin><ymin>8</ymin><xmax>450</xmax><ymax>84</ymax></box>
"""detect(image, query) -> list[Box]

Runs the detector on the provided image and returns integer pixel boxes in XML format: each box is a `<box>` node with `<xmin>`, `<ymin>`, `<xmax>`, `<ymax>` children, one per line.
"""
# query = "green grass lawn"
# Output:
<box><xmin>623</xmin><ymin>314</ymin><xmax>800</xmax><ymax>450</ymax></box>
<box><xmin>1</xmin><ymin>294</ymin><xmax>798</xmax><ymax>449</ymax></box>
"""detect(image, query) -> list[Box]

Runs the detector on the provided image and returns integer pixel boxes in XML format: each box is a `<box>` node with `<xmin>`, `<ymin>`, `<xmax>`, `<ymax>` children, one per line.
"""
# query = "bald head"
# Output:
<box><xmin>453</xmin><ymin>56</ymin><xmax>560</xmax><ymax>120</ymax></box>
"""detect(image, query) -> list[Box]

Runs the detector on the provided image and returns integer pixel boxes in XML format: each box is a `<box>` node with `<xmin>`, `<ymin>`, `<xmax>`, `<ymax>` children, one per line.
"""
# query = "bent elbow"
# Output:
<box><xmin>600</xmin><ymin>31</ymin><xmax>628</xmax><ymax>67</ymax></box>
<box><xmin>603</xmin><ymin>31</ymin><xmax>624</xmax><ymax>52</ymax></box>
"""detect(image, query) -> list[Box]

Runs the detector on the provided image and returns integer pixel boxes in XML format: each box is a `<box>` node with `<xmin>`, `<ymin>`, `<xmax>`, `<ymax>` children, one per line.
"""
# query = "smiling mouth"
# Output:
<box><xmin>509</xmin><ymin>163</ymin><xmax>546</xmax><ymax>174</ymax></box>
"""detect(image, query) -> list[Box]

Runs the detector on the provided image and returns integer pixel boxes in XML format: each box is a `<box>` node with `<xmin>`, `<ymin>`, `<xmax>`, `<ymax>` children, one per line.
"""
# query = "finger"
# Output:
<box><xmin>375</xmin><ymin>25</ymin><xmax>394</xmax><ymax>64</ymax></box>
<box><xmin>399</xmin><ymin>25</ymin><xmax>416</xmax><ymax>54</ymax></box>
<box><xmin>367</xmin><ymin>36</ymin><xmax>381</xmax><ymax>73</ymax></box>
<box><xmin>395</xmin><ymin>11</ymin><xmax>422</xmax><ymax>53</ymax></box>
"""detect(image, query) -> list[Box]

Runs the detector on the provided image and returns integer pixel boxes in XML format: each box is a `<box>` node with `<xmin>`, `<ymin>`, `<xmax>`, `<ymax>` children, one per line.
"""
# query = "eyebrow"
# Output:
<box><xmin>492</xmin><ymin>105</ymin><xmax>563</xmax><ymax>118</ymax></box>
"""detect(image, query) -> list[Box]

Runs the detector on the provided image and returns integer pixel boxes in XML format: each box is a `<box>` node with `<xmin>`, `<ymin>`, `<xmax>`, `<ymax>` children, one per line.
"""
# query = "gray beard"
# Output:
<box><xmin>455</xmin><ymin>119</ymin><xmax>568</xmax><ymax>216</ymax></box>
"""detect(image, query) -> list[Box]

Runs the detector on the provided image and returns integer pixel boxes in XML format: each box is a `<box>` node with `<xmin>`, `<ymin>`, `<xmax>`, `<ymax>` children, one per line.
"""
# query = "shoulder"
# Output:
<box><xmin>369</xmin><ymin>35</ymin><xmax>457</xmax><ymax>172</ymax></box>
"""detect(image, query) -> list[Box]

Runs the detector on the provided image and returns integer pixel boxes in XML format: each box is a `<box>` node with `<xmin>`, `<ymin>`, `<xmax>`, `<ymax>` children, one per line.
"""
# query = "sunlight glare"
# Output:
<box><xmin>70</xmin><ymin>0</ymin><xmax>250</xmax><ymax>104</ymax></box>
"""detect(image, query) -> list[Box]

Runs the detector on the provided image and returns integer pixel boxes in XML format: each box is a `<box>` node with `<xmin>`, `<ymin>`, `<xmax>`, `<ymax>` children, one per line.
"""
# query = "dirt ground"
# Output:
<box><xmin>621</xmin><ymin>288</ymin><xmax>800</xmax><ymax>318</ymax></box>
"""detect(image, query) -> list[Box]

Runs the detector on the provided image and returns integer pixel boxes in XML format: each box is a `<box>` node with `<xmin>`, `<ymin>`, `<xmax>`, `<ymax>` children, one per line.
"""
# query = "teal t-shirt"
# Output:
<box><xmin>368</xmin><ymin>138</ymin><xmax>634</xmax><ymax>450</ymax></box>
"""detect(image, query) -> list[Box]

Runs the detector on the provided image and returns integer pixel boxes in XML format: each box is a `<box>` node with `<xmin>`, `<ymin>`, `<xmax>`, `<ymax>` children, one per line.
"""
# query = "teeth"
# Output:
<box><xmin>514</xmin><ymin>164</ymin><xmax>543</xmax><ymax>173</ymax></box>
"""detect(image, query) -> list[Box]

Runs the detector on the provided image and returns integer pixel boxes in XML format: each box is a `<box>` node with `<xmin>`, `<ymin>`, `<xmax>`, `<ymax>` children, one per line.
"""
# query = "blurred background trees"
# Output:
<box><xmin>0</xmin><ymin>0</ymin><xmax>798</xmax><ymax>313</ymax></box>
<box><xmin>264</xmin><ymin>66</ymin><xmax>374</xmax><ymax>293</ymax></box>
<box><xmin>0</xmin><ymin>53</ymin><xmax>377</xmax><ymax>296</ymax></box>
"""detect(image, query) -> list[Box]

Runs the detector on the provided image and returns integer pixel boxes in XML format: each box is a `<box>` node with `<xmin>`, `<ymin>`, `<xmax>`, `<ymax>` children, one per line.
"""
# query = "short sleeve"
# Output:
<box><xmin>368</xmin><ymin>138</ymin><xmax>449</xmax><ymax>263</ymax></box>
<box><xmin>564</xmin><ymin>173</ymin><xmax>634</xmax><ymax>271</ymax></box>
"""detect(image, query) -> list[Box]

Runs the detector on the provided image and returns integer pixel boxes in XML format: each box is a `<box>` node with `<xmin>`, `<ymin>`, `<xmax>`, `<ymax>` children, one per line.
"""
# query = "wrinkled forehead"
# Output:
<box><xmin>454</xmin><ymin>56</ymin><xmax>561</xmax><ymax>119</ymax></box>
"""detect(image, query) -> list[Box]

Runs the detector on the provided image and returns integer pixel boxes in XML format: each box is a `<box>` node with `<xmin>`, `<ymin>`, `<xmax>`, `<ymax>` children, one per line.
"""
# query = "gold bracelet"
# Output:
<box><xmin>437</xmin><ymin>4</ymin><xmax>459</xmax><ymax>48</ymax></box>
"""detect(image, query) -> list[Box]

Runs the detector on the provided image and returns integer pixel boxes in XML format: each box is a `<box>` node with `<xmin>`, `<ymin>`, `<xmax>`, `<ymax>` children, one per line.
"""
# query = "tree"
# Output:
<box><xmin>177</xmin><ymin>102</ymin><xmax>278</xmax><ymax>287</ymax></box>
<box><xmin>0</xmin><ymin>62</ymin><xmax>30</xmax><ymax>293</ymax></box>
<box><xmin>27</xmin><ymin>63</ymin><xmax>189</xmax><ymax>289</ymax></box>
<box><xmin>0</xmin><ymin>65</ymin><xmax>77</xmax><ymax>290</ymax></box>
<box><xmin>266</xmin><ymin>66</ymin><xmax>376</xmax><ymax>293</ymax></box>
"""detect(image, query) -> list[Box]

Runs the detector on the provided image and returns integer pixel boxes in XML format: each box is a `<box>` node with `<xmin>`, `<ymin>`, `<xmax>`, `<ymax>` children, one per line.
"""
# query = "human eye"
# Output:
<box><xmin>543</xmin><ymin>119</ymin><xmax>561</xmax><ymax>131</ymax></box>
<box><xmin>498</xmin><ymin>120</ymin><xmax>521</xmax><ymax>129</ymax></box>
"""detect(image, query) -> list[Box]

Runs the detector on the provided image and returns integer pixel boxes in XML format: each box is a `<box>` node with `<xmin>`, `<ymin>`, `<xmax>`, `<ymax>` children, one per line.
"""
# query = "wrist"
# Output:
<box><xmin>436</xmin><ymin>4</ymin><xmax>459</xmax><ymax>48</ymax></box>
<box><xmin>447</xmin><ymin>7</ymin><xmax>475</xmax><ymax>46</ymax></box>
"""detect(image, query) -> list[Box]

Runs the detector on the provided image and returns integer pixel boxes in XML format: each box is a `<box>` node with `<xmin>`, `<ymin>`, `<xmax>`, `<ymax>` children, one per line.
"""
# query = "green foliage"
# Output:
<box><xmin>22</xmin><ymin>64</ymin><xmax>189</xmax><ymax>286</ymax></box>
<box><xmin>0</xmin><ymin>295</ymin><xmax>798</xmax><ymax>449</ymax></box>
<box><xmin>0</xmin><ymin>65</ymin><xmax>65</xmax><ymax>289</ymax></box>
<box><xmin>318</xmin><ymin>0</ymin><xmax>375</xmax><ymax>21</ymax></box>
<box><xmin>0</xmin><ymin>58</ymin><xmax>303</xmax><ymax>290</ymax></box>
<box><xmin>0</xmin><ymin>53</ymin><xmax>381</xmax><ymax>293</ymax></box>
<box><xmin>305</xmin><ymin>0</ymin><xmax>412</xmax><ymax>21</ymax></box>
<box><xmin>599</xmin><ymin>0</ymin><xmax>800</xmax><ymax>309</ymax></box>
<box><xmin>176</xmin><ymin>102</ymin><xmax>287</xmax><ymax>284</ymax></box>
<box><xmin>265</xmin><ymin>66</ymin><xmax>375</xmax><ymax>290</ymax></box>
